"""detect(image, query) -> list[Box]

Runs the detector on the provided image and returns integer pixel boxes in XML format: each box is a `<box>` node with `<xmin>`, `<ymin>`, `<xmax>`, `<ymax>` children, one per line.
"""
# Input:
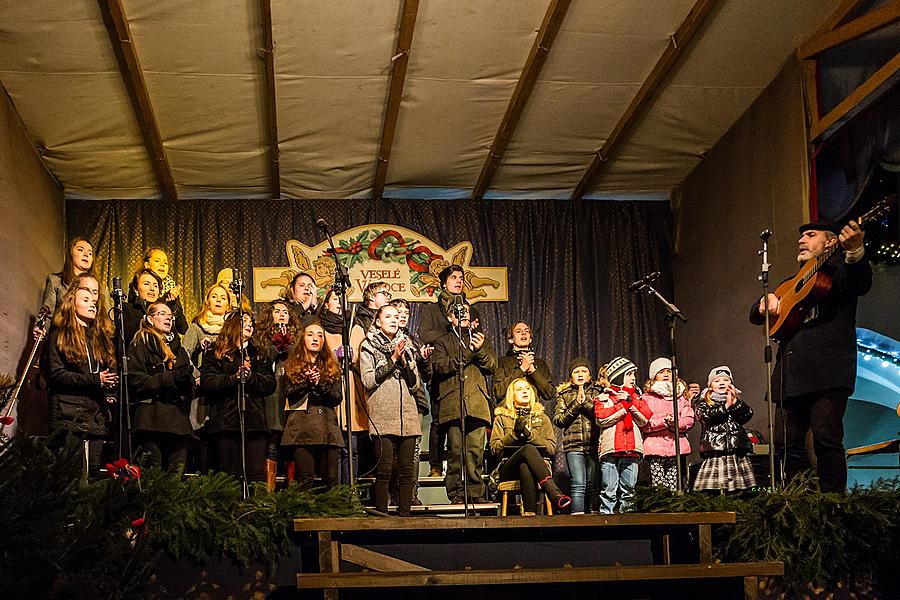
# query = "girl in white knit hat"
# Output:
<box><xmin>640</xmin><ymin>357</ymin><xmax>694</xmax><ymax>491</ymax></box>
<box><xmin>693</xmin><ymin>366</ymin><xmax>756</xmax><ymax>492</ymax></box>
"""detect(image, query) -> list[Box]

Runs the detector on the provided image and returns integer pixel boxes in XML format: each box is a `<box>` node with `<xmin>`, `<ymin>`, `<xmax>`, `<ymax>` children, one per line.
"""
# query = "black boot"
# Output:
<box><xmin>539</xmin><ymin>476</ymin><xmax>572</xmax><ymax>511</ymax></box>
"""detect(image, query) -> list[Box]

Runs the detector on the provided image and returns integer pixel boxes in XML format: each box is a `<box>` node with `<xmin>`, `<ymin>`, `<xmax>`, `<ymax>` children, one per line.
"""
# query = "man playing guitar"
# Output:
<box><xmin>751</xmin><ymin>219</ymin><xmax>871</xmax><ymax>493</ymax></box>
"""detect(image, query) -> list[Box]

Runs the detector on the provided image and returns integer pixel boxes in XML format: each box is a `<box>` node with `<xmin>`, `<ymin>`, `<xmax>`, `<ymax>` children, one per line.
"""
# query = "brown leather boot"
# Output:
<box><xmin>285</xmin><ymin>461</ymin><xmax>296</xmax><ymax>486</ymax></box>
<box><xmin>265</xmin><ymin>459</ymin><xmax>277</xmax><ymax>492</ymax></box>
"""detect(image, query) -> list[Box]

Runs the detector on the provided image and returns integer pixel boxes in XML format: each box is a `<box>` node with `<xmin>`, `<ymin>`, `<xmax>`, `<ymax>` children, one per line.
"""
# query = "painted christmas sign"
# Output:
<box><xmin>253</xmin><ymin>225</ymin><xmax>508</xmax><ymax>304</ymax></box>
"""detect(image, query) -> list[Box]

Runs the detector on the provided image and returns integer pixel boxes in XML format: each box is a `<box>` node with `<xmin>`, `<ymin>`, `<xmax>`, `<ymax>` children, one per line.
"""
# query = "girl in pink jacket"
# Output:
<box><xmin>640</xmin><ymin>357</ymin><xmax>694</xmax><ymax>491</ymax></box>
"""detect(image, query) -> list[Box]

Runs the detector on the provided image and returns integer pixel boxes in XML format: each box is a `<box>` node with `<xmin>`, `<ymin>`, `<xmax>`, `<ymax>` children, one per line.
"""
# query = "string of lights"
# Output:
<box><xmin>858</xmin><ymin>340</ymin><xmax>900</xmax><ymax>374</ymax></box>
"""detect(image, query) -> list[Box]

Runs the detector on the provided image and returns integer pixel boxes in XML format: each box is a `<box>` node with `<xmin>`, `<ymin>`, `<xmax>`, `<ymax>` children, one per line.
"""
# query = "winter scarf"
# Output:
<box><xmin>608</xmin><ymin>384</ymin><xmax>641</xmax><ymax>431</ymax></box>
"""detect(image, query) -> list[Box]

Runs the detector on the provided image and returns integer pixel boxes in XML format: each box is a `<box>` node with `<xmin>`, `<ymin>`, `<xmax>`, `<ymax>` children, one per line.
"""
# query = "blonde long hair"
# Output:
<box><xmin>495</xmin><ymin>378</ymin><xmax>544</xmax><ymax>418</ymax></box>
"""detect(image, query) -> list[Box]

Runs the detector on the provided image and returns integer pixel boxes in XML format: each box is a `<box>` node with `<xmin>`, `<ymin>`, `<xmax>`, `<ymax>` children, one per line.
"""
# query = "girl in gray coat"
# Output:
<box><xmin>360</xmin><ymin>305</ymin><xmax>421</xmax><ymax>516</ymax></box>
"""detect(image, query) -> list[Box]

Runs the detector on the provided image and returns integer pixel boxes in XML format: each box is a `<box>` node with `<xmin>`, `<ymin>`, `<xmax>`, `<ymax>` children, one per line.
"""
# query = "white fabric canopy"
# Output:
<box><xmin>0</xmin><ymin>0</ymin><xmax>841</xmax><ymax>200</ymax></box>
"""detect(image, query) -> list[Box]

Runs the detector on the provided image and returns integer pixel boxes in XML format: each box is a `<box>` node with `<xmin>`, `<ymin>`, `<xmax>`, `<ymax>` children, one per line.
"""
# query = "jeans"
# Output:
<box><xmin>566</xmin><ymin>451</ymin><xmax>598</xmax><ymax>514</ymax></box>
<box><xmin>338</xmin><ymin>430</ymin><xmax>366</xmax><ymax>484</ymax></box>
<box><xmin>599</xmin><ymin>455</ymin><xmax>639</xmax><ymax>514</ymax></box>
<box><xmin>782</xmin><ymin>389</ymin><xmax>848</xmax><ymax>493</ymax></box>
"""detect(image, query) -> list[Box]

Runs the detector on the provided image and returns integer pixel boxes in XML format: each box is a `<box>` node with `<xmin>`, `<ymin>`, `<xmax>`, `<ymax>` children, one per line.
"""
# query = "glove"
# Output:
<box><xmin>173</xmin><ymin>366</ymin><xmax>194</xmax><ymax>389</ymax></box>
<box><xmin>514</xmin><ymin>416</ymin><xmax>527</xmax><ymax>439</ymax></box>
<box><xmin>272</xmin><ymin>330</ymin><xmax>292</xmax><ymax>354</ymax></box>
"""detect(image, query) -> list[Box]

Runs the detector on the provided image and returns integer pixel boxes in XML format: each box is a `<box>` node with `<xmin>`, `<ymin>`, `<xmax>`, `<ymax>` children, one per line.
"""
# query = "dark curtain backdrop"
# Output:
<box><xmin>67</xmin><ymin>198</ymin><xmax>674</xmax><ymax>384</ymax></box>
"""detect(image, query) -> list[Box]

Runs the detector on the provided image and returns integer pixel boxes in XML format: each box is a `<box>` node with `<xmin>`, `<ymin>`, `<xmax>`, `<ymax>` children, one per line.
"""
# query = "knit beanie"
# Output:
<box><xmin>707</xmin><ymin>365</ymin><xmax>733</xmax><ymax>387</ymax></box>
<box><xmin>648</xmin><ymin>357</ymin><xmax>672</xmax><ymax>380</ymax></box>
<box><xmin>605</xmin><ymin>356</ymin><xmax>637</xmax><ymax>387</ymax></box>
<box><xmin>568</xmin><ymin>356</ymin><xmax>592</xmax><ymax>375</ymax></box>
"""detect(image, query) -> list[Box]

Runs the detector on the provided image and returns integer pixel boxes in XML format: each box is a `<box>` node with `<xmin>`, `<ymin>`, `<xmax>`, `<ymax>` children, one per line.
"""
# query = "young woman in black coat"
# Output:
<box><xmin>128</xmin><ymin>301</ymin><xmax>195</xmax><ymax>472</ymax></box>
<box><xmin>43</xmin><ymin>273</ymin><xmax>118</xmax><ymax>476</ymax></box>
<box><xmin>280</xmin><ymin>319</ymin><xmax>344</xmax><ymax>491</ymax></box>
<box><xmin>199</xmin><ymin>312</ymin><xmax>276</xmax><ymax>483</ymax></box>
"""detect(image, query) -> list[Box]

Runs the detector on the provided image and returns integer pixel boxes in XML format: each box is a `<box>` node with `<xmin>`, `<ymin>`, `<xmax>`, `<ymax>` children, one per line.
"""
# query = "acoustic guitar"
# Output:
<box><xmin>768</xmin><ymin>195</ymin><xmax>894</xmax><ymax>342</ymax></box>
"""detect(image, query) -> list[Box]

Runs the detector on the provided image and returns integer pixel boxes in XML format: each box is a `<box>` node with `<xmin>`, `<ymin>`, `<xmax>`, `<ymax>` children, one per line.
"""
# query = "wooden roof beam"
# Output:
<box><xmin>812</xmin><ymin>0</ymin><xmax>866</xmax><ymax>37</ymax></box>
<box><xmin>372</xmin><ymin>0</ymin><xmax>420</xmax><ymax>202</ymax></box>
<box><xmin>810</xmin><ymin>49</ymin><xmax>900</xmax><ymax>142</ymax></box>
<box><xmin>98</xmin><ymin>0</ymin><xmax>177</xmax><ymax>200</ymax></box>
<box><xmin>259</xmin><ymin>0</ymin><xmax>281</xmax><ymax>199</ymax></box>
<box><xmin>798</xmin><ymin>0</ymin><xmax>900</xmax><ymax>59</ymax></box>
<box><xmin>471</xmin><ymin>0</ymin><xmax>572</xmax><ymax>201</ymax></box>
<box><xmin>570</xmin><ymin>0</ymin><xmax>719</xmax><ymax>201</ymax></box>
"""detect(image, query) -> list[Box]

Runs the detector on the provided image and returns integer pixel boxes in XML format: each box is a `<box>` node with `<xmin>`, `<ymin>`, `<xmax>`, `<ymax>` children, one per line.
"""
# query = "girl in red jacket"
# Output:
<box><xmin>641</xmin><ymin>357</ymin><xmax>694</xmax><ymax>490</ymax></box>
<box><xmin>594</xmin><ymin>357</ymin><xmax>652</xmax><ymax>514</ymax></box>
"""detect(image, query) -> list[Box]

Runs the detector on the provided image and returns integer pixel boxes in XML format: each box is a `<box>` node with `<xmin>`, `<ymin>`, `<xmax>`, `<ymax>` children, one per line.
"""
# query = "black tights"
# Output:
<box><xmin>293</xmin><ymin>445</ymin><xmax>339</xmax><ymax>492</ymax></box>
<box><xmin>374</xmin><ymin>435</ymin><xmax>417</xmax><ymax>515</ymax></box>
<box><xmin>134</xmin><ymin>432</ymin><xmax>190</xmax><ymax>473</ymax></box>
<box><xmin>210</xmin><ymin>432</ymin><xmax>267</xmax><ymax>482</ymax></box>
<box><xmin>498</xmin><ymin>444</ymin><xmax>551</xmax><ymax>513</ymax></box>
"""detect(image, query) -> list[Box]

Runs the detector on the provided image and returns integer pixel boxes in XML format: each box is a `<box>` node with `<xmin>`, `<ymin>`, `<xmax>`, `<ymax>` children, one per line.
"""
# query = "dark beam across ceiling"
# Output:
<box><xmin>98</xmin><ymin>0</ymin><xmax>177</xmax><ymax>200</ymax></box>
<box><xmin>570</xmin><ymin>0</ymin><xmax>719</xmax><ymax>201</ymax></box>
<box><xmin>372</xmin><ymin>0</ymin><xmax>420</xmax><ymax>201</ymax></box>
<box><xmin>471</xmin><ymin>0</ymin><xmax>572</xmax><ymax>201</ymax></box>
<box><xmin>259</xmin><ymin>0</ymin><xmax>281</xmax><ymax>198</ymax></box>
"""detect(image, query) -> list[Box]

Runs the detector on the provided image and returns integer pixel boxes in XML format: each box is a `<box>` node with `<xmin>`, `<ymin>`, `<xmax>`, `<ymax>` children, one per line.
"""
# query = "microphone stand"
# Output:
<box><xmin>318</xmin><ymin>221</ymin><xmax>356</xmax><ymax>486</ymax></box>
<box><xmin>634</xmin><ymin>278</ymin><xmax>687</xmax><ymax>493</ymax></box>
<box><xmin>111</xmin><ymin>279</ymin><xmax>133</xmax><ymax>460</ymax></box>
<box><xmin>758</xmin><ymin>230</ymin><xmax>778</xmax><ymax>490</ymax></box>
<box><xmin>0</xmin><ymin>306</ymin><xmax>52</xmax><ymax>443</ymax></box>
<box><xmin>452</xmin><ymin>300</ymin><xmax>470</xmax><ymax>516</ymax></box>
<box><xmin>231</xmin><ymin>271</ymin><xmax>250</xmax><ymax>499</ymax></box>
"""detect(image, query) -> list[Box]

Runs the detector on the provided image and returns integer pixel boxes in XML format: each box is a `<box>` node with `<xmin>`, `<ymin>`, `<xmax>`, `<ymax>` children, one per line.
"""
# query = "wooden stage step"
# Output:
<box><xmin>296</xmin><ymin>561</ymin><xmax>784</xmax><ymax>588</ymax></box>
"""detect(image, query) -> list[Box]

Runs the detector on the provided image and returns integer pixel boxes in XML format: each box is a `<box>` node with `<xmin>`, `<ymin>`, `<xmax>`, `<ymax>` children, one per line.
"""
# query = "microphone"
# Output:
<box><xmin>629</xmin><ymin>271</ymin><xmax>660</xmax><ymax>292</ymax></box>
<box><xmin>230</xmin><ymin>269</ymin><xmax>243</xmax><ymax>295</ymax></box>
<box><xmin>111</xmin><ymin>277</ymin><xmax>125</xmax><ymax>301</ymax></box>
<box><xmin>760</xmin><ymin>229</ymin><xmax>772</xmax><ymax>240</ymax></box>
<box><xmin>316</xmin><ymin>219</ymin><xmax>328</xmax><ymax>232</ymax></box>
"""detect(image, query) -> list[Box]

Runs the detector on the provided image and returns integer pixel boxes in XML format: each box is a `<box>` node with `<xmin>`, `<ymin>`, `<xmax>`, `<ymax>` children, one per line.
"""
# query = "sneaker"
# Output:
<box><xmin>428</xmin><ymin>468</ymin><xmax>443</xmax><ymax>478</ymax></box>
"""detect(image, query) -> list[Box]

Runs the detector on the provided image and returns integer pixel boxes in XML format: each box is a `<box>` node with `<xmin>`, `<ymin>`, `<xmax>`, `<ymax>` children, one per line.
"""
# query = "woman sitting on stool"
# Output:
<box><xmin>489</xmin><ymin>378</ymin><xmax>571</xmax><ymax>514</ymax></box>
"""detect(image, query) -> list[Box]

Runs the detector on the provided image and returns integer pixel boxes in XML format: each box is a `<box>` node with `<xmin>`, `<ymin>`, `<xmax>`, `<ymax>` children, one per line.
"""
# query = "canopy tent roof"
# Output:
<box><xmin>0</xmin><ymin>0</ymin><xmax>841</xmax><ymax>201</ymax></box>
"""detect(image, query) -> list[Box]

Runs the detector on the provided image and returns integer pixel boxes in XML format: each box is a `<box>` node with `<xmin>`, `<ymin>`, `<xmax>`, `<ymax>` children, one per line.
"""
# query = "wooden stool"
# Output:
<box><xmin>497</xmin><ymin>480</ymin><xmax>553</xmax><ymax>516</ymax></box>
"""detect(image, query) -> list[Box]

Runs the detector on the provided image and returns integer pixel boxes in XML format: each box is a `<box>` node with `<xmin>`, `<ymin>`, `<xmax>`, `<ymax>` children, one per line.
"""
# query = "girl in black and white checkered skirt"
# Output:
<box><xmin>693</xmin><ymin>366</ymin><xmax>756</xmax><ymax>492</ymax></box>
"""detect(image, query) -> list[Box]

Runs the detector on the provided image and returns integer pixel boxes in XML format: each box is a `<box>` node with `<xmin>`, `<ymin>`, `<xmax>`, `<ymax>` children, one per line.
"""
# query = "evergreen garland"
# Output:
<box><xmin>5</xmin><ymin>432</ymin><xmax>899</xmax><ymax>599</ymax></box>
<box><xmin>632</xmin><ymin>474</ymin><xmax>900</xmax><ymax>598</ymax></box>
<box><xmin>0</xmin><ymin>433</ymin><xmax>363</xmax><ymax>600</ymax></box>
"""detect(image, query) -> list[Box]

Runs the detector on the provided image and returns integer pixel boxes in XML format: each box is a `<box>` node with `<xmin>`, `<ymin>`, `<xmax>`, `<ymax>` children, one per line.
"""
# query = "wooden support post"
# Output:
<box><xmin>660</xmin><ymin>534</ymin><xmax>672</xmax><ymax>565</ymax></box>
<box><xmin>744</xmin><ymin>575</ymin><xmax>759</xmax><ymax>600</ymax></box>
<box><xmin>318</xmin><ymin>531</ymin><xmax>340</xmax><ymax>600</ymax></box>
<box><xmin>698</xmin><ymin>524</ymin><xmax>713</xmax><ymax>564</ymax></box>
